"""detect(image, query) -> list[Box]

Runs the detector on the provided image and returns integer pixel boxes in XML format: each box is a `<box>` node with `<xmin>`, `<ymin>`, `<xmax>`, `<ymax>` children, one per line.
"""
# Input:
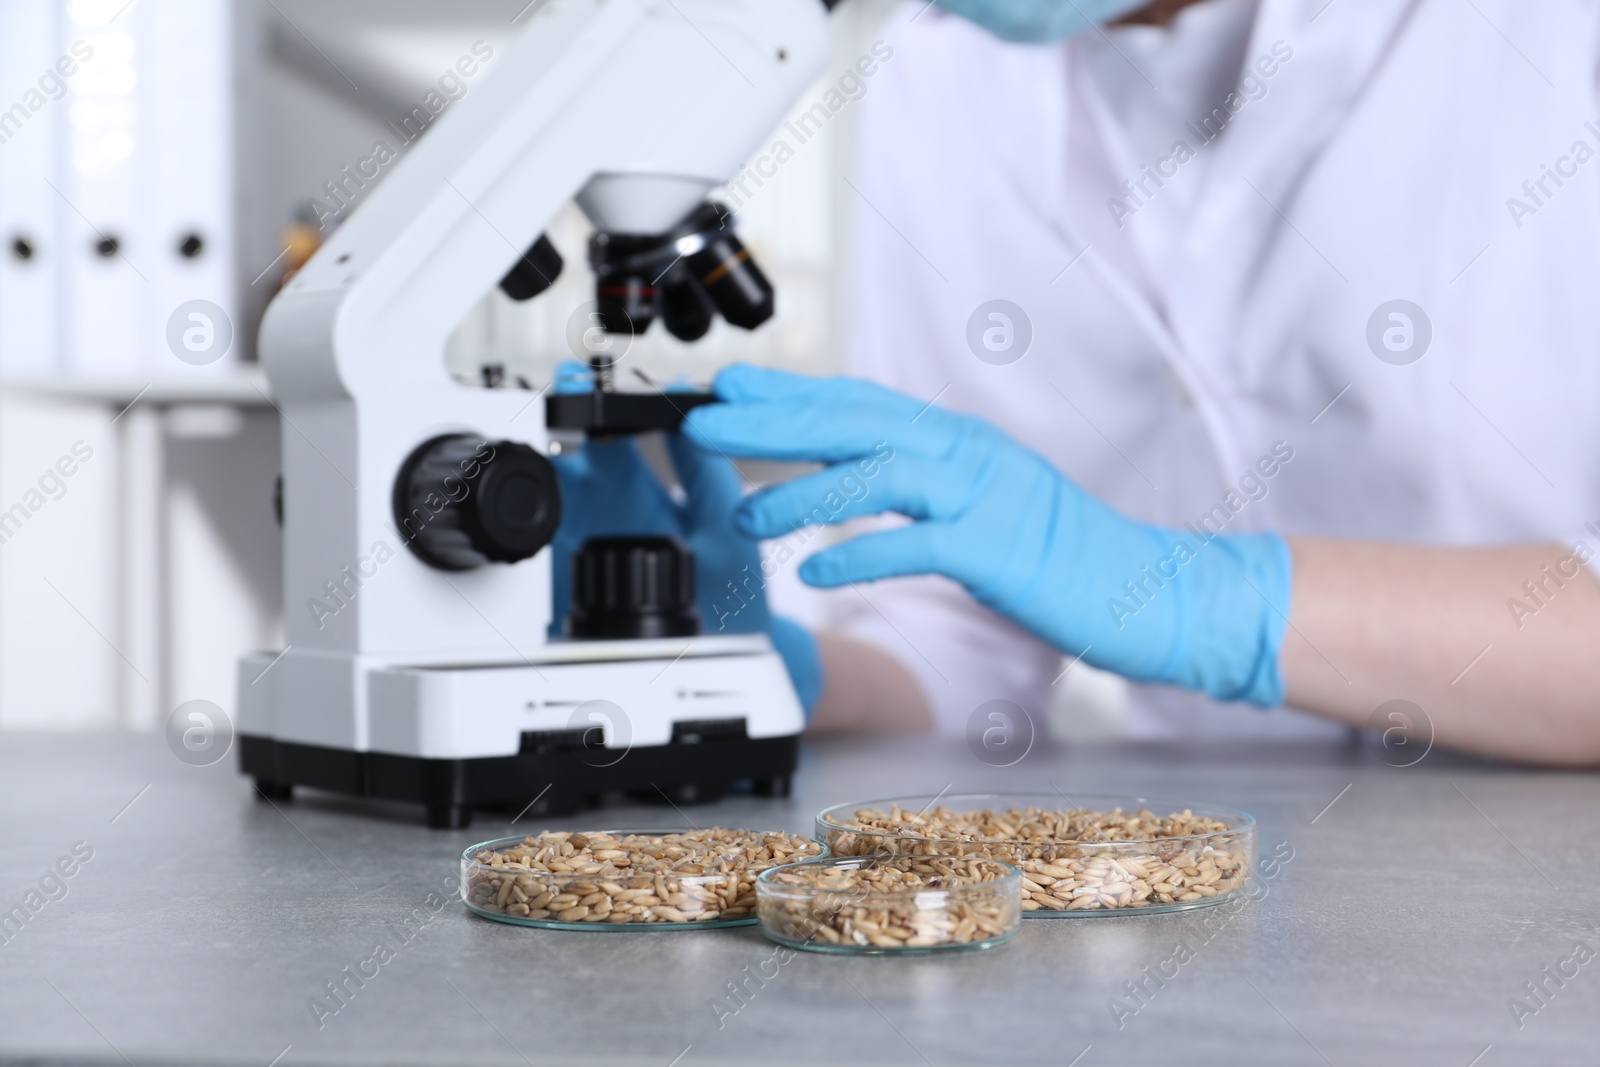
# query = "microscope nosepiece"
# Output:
<box><xmin>586</xmin><ymin>201</ymin><xmax>775</xmax><ymax>339</ymax></box>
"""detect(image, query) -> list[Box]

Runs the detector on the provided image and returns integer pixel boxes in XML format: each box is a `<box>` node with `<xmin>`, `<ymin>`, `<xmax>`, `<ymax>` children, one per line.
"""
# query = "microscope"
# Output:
<box><xmin>237</xmin><ymin>0</ymin><xmax>832</xmax><ymax>827</ymax></box>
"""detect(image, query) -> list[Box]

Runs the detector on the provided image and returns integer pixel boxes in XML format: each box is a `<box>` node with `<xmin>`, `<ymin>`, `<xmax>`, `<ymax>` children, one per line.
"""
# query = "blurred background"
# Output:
<box><xmin>0</xmin><ymin>0</ymin><xmax>1121</xmax><ymax>738</ymax></box>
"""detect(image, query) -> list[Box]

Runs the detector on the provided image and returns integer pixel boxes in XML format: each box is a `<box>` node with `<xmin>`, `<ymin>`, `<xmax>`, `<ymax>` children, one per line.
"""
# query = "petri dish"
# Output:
<box><xmin>757</xmin><ymin>854</ymin><xmax>1021</xmax><ymax>955</ymax></box>
<box><xmin>462</xmin><ymin>827</ymin><xmax>825</xmax><ymax>931</ymax></box>
<box><xmin>816</xmin><ymin>793</ymin><xmax>1256</xmax><ymax>917</ymax></box>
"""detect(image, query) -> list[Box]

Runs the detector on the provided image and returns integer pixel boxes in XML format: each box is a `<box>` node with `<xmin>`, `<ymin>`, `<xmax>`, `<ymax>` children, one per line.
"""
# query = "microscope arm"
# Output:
<box><xmin>262</xmin><ymin>0</ymin><xmax>828</xmax><ymax>404</ymax></box>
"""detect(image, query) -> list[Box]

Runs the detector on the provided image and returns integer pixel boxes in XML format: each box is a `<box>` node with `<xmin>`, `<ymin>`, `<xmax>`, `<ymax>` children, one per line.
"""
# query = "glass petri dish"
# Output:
<box><xmin>816</xmin><ymin>793</ymin><xmax>1256</xmax><ymax>917</ymax></box>
<box><xmin>757</xmin><ymin>854</ymin><xmax>1021</xmax><ymax>955</ymax></box>
<box><xmin>462</xmin><ymin>828</ymin><xmax>826</xmax><ymax>931</ymax></box>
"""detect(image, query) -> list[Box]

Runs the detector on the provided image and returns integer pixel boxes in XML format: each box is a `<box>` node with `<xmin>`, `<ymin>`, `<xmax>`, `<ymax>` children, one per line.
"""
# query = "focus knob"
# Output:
<box><xmin>393</xmin><ymin>434</ymin><xmax>561</xmax><ymax>570</ymax></box>
<box><xmin>568</xmin><ymin>536</ymin><xmax>699</xmax><ymax>639</ymax></box>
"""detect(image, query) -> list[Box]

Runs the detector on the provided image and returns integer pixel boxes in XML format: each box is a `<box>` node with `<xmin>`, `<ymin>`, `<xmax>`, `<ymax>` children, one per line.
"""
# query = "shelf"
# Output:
<box><xmin>0</xmin><ymin>367</ymin><xmax>274</xmax><ymax>406</ymax></box>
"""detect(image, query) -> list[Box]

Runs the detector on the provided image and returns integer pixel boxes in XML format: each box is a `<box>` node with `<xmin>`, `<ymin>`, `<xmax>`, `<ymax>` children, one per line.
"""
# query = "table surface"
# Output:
<box><xmin>1</xmin><ymin>731</ymin><xmax>1596</xmax><ymax>1067</ymax></box>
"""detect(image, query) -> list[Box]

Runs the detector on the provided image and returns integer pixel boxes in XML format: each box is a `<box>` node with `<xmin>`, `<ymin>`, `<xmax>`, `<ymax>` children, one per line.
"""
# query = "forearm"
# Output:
<box><xmin>807</xmin><ymin>632</ymin><xmax>934</xmax><ymax>735</ymax></box>
<box><xmin>1281</xmin><ymin>537</ymin><xmax>1600</xmax><ymax>765</ymax></box>
<box><xmin>685</xmin><ymin>366</ymin><xmax>1600</xmax><ymax>757</ymax></box>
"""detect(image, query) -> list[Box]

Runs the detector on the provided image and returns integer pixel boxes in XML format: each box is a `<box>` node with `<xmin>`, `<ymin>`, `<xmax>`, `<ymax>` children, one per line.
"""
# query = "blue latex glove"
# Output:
<box><xmin>547</xmin><ymin>364</ymin><xmax>822</xmax><ymax>712</ymax></box>
<box><xmin>932</xmin><ymin>0</ymin><xmax>1152</xmax><ymax>42</ymax></box>
<box><xmin>683</xmin><ymin>366</ymin><xmax>1292</xmax><ymax>707</ymax></box>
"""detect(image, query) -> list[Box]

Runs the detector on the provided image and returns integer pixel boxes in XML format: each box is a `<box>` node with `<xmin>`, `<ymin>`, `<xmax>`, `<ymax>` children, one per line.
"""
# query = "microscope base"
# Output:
<box><xmin>235</xmin><ymin>637</ymin><xmax>805</xmax><ymax>828</ymax></box>
<box><xmin>239</xmin><ymin>732</ymin><xmax>798</xmax><ymax>829</ymax></box>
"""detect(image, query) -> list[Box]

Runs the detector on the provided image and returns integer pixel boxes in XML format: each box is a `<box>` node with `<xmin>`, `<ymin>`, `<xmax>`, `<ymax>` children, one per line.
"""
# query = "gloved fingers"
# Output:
<box><xmin>685</xmin><ymin>400</ymin><xmax>862</xmax><ymax>463</ymax></box>
<box><xmin>713</xmin><ymin>363</ymin><xmax>954</xmax><ymax>424</ymax></box>
<box><xmin>690</xmin><ymin>365</ymin><xmax>969</xmax><ymax>460</ymax></box>
<box><xmin>549</xmin><ymin>435</ymin><xmax>608</xmax><ymax>495</ymax></box>
<box><xmin>551</xmin><ymin>359</ymin><xmax>595</xmax><ymax>394</ymax></box>
<box><xmin>578</xmin><ymin>436</ymin><xmax>643</xmax><ymax>479</ymax></box>
<box><xmin>733</xmin><ymin>454</ymin><xmax>953</xmax><ymax>539</ymax></box>
<box><xmin>686</xmin><ymin>394</ymin><xmax>962</xmax><ymax>465</ymax></box>
<box><xmin>796</xmin><ymin>524</ymin><xmax>943</xmax><ymax>588</ymax></box>
<box><xmin>711</xmin><ymin>363</ymin><xmax>871</xmax><ymax>402</ymax></box>
<box><xmin>660</xmin><ymin>373</ymin><xmax>707</xmax><ymax>394</ymax></box>
<box><xmin>711</xmin><ymin>363</ymin><xmax>831</xmax><ymax>401</ymax></box>
<box><xmin>576</xmin><ymin>437</ymin><xmax>677</xmax><ymax>517</ymax></box>
<box><xmin>548</xmin><ymin>447</ymin><xmax>588</xmax><ymax>482</ymax></box>
<box><xmin>665</xmin><ymin>430</ymin><xmax>749</xmax><ymax>529</ymax></box>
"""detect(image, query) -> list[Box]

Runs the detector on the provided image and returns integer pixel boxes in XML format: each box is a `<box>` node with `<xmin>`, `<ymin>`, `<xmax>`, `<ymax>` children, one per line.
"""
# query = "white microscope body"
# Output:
<box><xmin>237</xmin><ymin>0</ymin><xmax>827</xmax><ymax>827</ymax></box>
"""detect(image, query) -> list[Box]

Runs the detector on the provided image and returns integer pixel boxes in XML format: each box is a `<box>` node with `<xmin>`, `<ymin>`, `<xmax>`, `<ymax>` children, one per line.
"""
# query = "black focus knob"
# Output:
<box><xmin>568</xmin><ymin>536</ymin><xmax>699</xmax><ymax>640</ymax></box>
<box><xmin>393</xmin><ymin>434</ymin><xmax>561</xmax><ymax>571</ymax></box>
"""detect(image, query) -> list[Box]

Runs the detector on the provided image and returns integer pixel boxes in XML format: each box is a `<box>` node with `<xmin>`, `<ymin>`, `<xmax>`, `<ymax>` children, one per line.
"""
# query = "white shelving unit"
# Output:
<box><xmin>0</xmin><ymin>370</ymin><xmax>280</xmax><ymax>729</ymax></box>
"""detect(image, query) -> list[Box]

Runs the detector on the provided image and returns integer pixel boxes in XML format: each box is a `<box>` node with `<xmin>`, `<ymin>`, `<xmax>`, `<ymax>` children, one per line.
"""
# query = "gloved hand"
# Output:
<box><xmin>547</xmin><ymin>363</ymin><xmax>822</xmax><ymax>712</ymax></box>
<box><xmin>931</xmin><ymin>0</ymin><xmax>1153</xmax><ymax>43</ymax></box>
<box><xmin>683</xmin><ymin>365</ymin><xmax>1292</xmax><ymax>706</ymax></box>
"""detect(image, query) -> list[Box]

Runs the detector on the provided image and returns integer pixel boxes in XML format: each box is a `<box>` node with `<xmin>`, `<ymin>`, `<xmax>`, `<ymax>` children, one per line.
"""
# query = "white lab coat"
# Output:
<box><xmin>825</xmin><ymin>0</ymin><xmax>1600</xmax><ymax>738</ymax></box>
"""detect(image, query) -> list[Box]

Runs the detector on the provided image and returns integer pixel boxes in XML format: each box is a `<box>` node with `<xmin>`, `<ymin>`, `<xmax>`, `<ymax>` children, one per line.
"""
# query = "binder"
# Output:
<box><xmin>0</xmin><ymin>0</ymin><xmax>62</xmax><ymax>377</ymax></box>
<box><xmin>60</xmin><ymin>0</ymin><xmax>147</xmax><ymax>375</ymax></box>
<box><xmin>144</xmin><ymin>0</ymin><xmax>237</xmax><ymax>371</ymax></box>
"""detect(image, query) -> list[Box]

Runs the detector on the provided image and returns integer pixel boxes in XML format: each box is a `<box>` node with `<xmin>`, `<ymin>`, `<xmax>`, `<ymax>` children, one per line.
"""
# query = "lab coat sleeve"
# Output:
<box><xmin>821</xmin><ymin>541</ymin><xmax>1067</xmax><ymax>737</ymax></box>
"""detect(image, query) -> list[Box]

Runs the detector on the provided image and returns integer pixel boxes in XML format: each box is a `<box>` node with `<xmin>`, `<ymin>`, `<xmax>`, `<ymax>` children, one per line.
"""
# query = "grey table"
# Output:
<box><xmin>1</xmin><ymin>732</ymin><xmax>1596</xmax><ymax>1066</ymax></box>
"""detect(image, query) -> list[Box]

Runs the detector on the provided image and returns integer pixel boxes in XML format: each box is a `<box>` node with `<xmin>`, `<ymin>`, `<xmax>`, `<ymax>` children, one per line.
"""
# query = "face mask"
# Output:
<box><xmin>931</xmin><ymin>0</ymin><xmax>1154</xmax><ymax>42</ymax></box>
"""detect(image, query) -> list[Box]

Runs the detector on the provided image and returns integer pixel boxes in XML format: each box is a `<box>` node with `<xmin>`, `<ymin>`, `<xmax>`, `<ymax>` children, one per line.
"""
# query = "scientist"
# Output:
<box><xmin>559</xmin><ymin>0</ymin><xmax>1600</xmax><ymax>765</ymax></box>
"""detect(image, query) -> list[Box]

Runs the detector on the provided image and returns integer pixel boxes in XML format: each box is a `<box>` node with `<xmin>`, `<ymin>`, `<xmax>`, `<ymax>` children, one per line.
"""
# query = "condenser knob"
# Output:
<box><xmin>393</xmin><ymin>434</ymin><xmax>561</xmax><ymax>570</ymax></box>
<box><xmin>568</xmin><ymin>536</ymin><xmax>699</xmax><ymax>640</ymax></box>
